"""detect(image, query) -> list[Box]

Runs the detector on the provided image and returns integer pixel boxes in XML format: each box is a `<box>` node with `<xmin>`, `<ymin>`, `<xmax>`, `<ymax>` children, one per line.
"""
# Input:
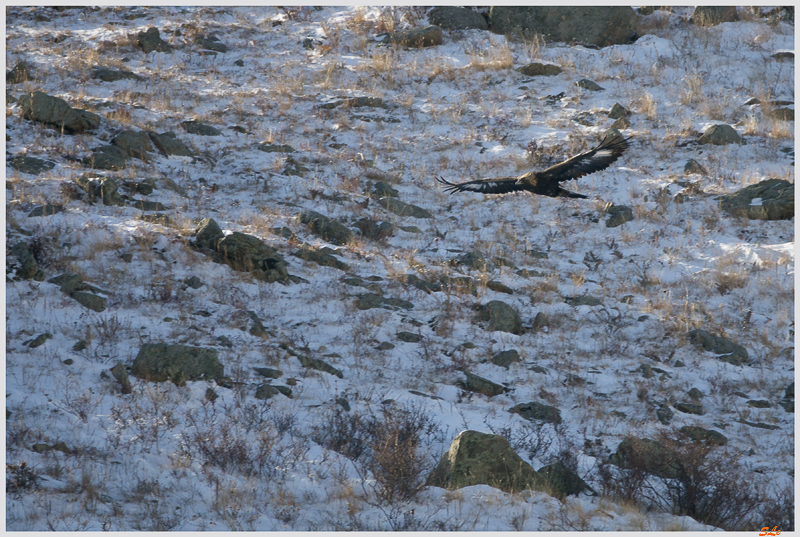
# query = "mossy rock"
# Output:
<box><xmin>131</xmin><ymin>342</ymin><xmax>224</xmax><ymax>386</ymax></box>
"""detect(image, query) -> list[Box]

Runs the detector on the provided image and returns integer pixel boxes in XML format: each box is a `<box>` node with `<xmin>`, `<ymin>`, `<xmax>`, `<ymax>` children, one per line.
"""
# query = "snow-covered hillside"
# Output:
<box><xmin>5</xmin><ymin>6</ymin><xmax>794</xmax><ymax>531</ymax></box>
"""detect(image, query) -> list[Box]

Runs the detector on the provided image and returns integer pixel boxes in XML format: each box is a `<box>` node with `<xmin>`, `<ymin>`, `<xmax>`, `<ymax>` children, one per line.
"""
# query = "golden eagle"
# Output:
<box><xmin>437</xmin><ymin>133</ymin><xmax>630</xmax><ymax>199</ymax></box>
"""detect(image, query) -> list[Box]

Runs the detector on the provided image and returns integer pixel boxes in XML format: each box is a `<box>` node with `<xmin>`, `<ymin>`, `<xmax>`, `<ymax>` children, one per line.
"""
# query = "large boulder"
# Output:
<box><xmin>690</xmin><ymin>6</ymin><xmax>739</xmax><ymax>26</ymax></box>
<box><xmin>131</xmin><ymin>342</ymin><xmax>223</xmax><ymax>386</ymax></box>
<box><xmin>478</xmin><ymin>300</ymin><xmax>523</xmax><ymax>335</ymax></box>
<box><xmin>299</xmin><ymin>210</ymin><xmax>354</xmax><ymax>245</ymax></box>
<box><xmin>112</xmin><ymin>130</ymin><xmax>153</xmax><ymax>160</ymax></box>
<box><xmin>18</xmin><ymin>91</ymin><xmax>101</xmax><ymax>134</ymax></box>
<box><xmin>718</xmin><ymin>179</ymin><xmax>794</xmax><ymax>221</ymax></box>
<box><xmin>216</xmin><ymin>232</ymin><xmax>289</xmax><ymax>283</ymax></box>
<box><xmin>697</xmin><ymin>124</ymin><xmax>743</xmax><ymax>145</ymax></box>
<box><xmin>427</xmin><ymin>430</ymin><xmax>543</xmax><ymax>494</ymax></box>
<box><xmin>489</xmin><ymin>7</ymin><xmax>636</xmax><ymax>47</ymax></box>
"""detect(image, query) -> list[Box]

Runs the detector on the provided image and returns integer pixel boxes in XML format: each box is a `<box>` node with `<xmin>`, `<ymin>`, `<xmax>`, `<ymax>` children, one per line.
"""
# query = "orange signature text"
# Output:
<box><xmin>759</xmin><ymin>527</ymin><xmax>780</xmax><ymax>536</ymax></box>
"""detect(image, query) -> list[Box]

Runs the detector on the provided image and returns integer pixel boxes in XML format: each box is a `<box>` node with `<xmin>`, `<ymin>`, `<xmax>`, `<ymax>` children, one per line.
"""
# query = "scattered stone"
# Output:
<box><xmin>610</xmin><ymin>116</ymin><xmax>630</xmax><ymax>130</ymax></box>
<box><xmin>747</xmin><ymin>399</ymin><xmax>771</xmax><ymax>408</ymax></box>
<box><xmin>531</xmin><ymin>312</ymin><xmax>548</xmax><ymax>331</ymax></box>
<box><xmin>516</xmin><ymin>62</ymin><xmax>563</xmax><ymax>77</ymax></box>
<box><xmin>478</xmin><ymin>300</ymin><xmax>523</xmax><ymax>334</ymax></box>
<box><xmin>398</xmin><ymin>274</ymin><xmax>441</xmax><ymax>294</ymax></box>
<box><xmin>296</xmin><ymin>354</ymin><xmax>344</xmax><ymax>378</ymax></box>
<box><xmin>684</xmin><ymin>159</ymin><xmax>707</xmax><ymax>175</ymax></box>
<box><xmin>576</xmin><ymin>79</ymin><xmax>604</xmax><ymax>91</ymax></box>
<box><xmin>247</xmin><ymin>311</ymin><xmax>269</xmax><ymax>339</ymax></box>
<box><xmin>383</xmin><ymin>25</ymin><xmax>443</xmax><ymax>48</ymax></box>
<box><xmin>255</xmin><ymin>384</ymin><xmax>281</xmax><ymax>400</ymax></box>
<box><xmin>18</xmin><ymin>91</ymin><xmax>101</xmax><ymax>134</ymax></box>
<box><xmin>686</xmin><ymin>329</ymin><xmax>749</xmax><ymax>365</ymax></box>
<box><xmin>317</xmin><ymin>96</ymin><xmax>388</xmax><ymax>110</ymax></box>
<box><xmin>609</xmin><ymin>436</ymin><xmax>678</xmax><ymax>479</ymax></box>
<box><xmin>72</xmin><ymin>340</ymin><xmax>87</xmax><ymax>352</ymax></box>
<box><xmin>538</xmin><ymin>462</ymin><xmax>593</xmax><ymax>499</ymax></box>
<box><xmin>376</xmin><ymin>341</ymin><xmax>395</xmax><ymax>351</ymax></box>
<box><xmin>606</xmin><ymin>204</ymin><xmax>634</xmax><ymax>227</ymax></box>
<box><xmin>491</xmin><ymin>350</ymin><xmax>521</xmax><ymax>369</ymax></box>
<box><xmin>27</xmin><ymin>204</ymin><xmax>63</xmax><ymax>217</ymax></box>
<box><xmin>354</xmin><ymin>217</ymin><xmax>394</xmax><ymax>240</ymax></box>
<box><xmin>32</xmin><ymin>442</ymin><xmax>71</xmax><ymax>455</ymax></box>
<box><xmin>687</xmin><ymin>387</ymin><xmax>704</xmax><ymax>400</ymax></box>
<box><xmin>458</xmin><ymin>249</ymin><xmax>489</xmax><ymax>272</ymax></box>
<box><xmin>640</xmin><ymin>364</ymin><xmax>654</xmax><ymax>378</ymax></box>
<box><xmin>255</xmin><ymin>367</ymin><xmax>282</xmax><ymax>379</ymax></box>
<box><xmin>26</xmin><ymin>333</ymin><xmax>53</xmax><ymax>348</ymax></box>
<box><xmin>7</xmin><ymin>61</ymin><xmax>33</xmax><ymax>84</ymax></box>
<box><xmin>679</xmin><ymin>426</ymin><xmax>727</xmax><ymax>445</ymax></box>
<box><xmin>216</xmin><ymin>335</ymin><xmax>233</xmax><ymax>348</ymax></box>
<box><xmin>92</xmin><ymin>67</ymin><xmax>143</xmax><ymax>82</ymax></box>
<box><xmin>489</xmin><ymin>7</ymin><xmax>636</xmax><ymax>48</ymax></box>
<box><xmin>185</xmin><ymin>276</ymin><xmax>203</xmax><ymax>289</ymax></box>
<box><xmin>8</xmin><ymin>156</ymin><xmax>55</xmax><ymax>175</ymax></box>
<box><xmin>460</xmin><ymin>371</ymin><xmax>508</xmax><ymax>397</ymax></box>
<box><xmin>428</xmin><ymin>6</ymin><xmax>488</xmax><ymax>30</ymax></box>
<box><xmin>299</xmin><ymin>210</ymin><xmax>354</xmax><ymax>245</ymax></box>
<box><xmin>181</xmin><ymin>121</ymin><xmax>222</xmax><ymax>136</ymax></box>
<box><xmin>487</xmin><ymin>281</ymin><xmax>513</xmax><ymax>295</ymax></box>
<box><xmin>131</xmin><ymin>342</ymin><xmax>224</xmax><ymax>386</ymax></box>
<box><xmin>690</xmin><ymin>6</ymin><xmax>739</xmax><ymax>26</ymax></box>
<box><xmin>718</xmin><ymin>178</ymin><xmax>794</xmax><ymax>220</ymax></box>
<box><xmin>376</xmin><ymin>197</ymin><xmax>433</xmax><ymax>218</ymax></box>
<box><xmin>397</xmin><ymin>331</ymin><xmax>421</xmax><ymax>343</ymax></box>
<box><xmin>738</xmin><ymin>419</ymin><xmax>780</xmax><ymax>430</ymax></box>
<box><xmin>137</xmin><ymin>27</ymin><xmax>173</xmax><ymax>53</ymax></box>
<box><xmin>765</xmin><ymin>108</ymin><xmax>794</xmax><ymax>121</ymax></box>
<box><xmin>10</xmin><ymin>241</ymin><xmax>40</xmax><ymax>280</ymax></box>
<box><xmin>74</xmin><ymin>175</ymin><xmax>125</xmax><ymax>206</ymax></box>
<box><xmin>697</xmin><ymin>124</ymin><xmax>743</xmax><ymax>145</ymax></box>
<box><xmin>656</xmin><ymin>404</ymin><xmax>673</xmax><ymax>424</ymax></box>
<box><xmin>130</xmin><ymin>200</ymin><xmax>167</xmax><ymax>212</ymax></box>
<box><xmin>293</xmin><ymin>244</ymin><xmax>349</xmax><ymax>271</ymax></box>
<box><xmin>509</xmin><ymin>401</ymin><xmax>562</xmax><ymax>424</ymax></box>
<box><xmin>369</xmin><ymin>180</ymin><xmax>399</xmax><ymax>198</ymax></box>
<box><xmin>355</xmin><ymin>293</ymin><xmax>414</xmax><ymax>311</ymax></box>
<box><xmin>110</xmin><ymin>362</ymin><xmax>132</xmax><ymax>394</ymax></box>
<box><xmin>427</xmin><ymin>430</ymin><xmax>543</xmax><ymax>494</ymax></box>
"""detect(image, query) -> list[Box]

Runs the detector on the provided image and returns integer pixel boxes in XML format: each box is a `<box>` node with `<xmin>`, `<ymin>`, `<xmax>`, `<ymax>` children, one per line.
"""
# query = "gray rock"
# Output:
<box><xmin>8</xmin><ymin>156</ymin><xmax>55</xmax><ymax>175</ymax></box>
<box><xmin>687</xmin><ymin>387</ymin><xmax>704</xmax><ymax>400</ymax></box>
<box><xmin>679</xmin><ymin>426</ymin><xmax>728</xmax><ymax>446</ymax></box>
<box><xmin>383</xmin><ymin>25</ymin><xmax>443</xmax><ymax>48</ymax></box>
<box><xmin>491</xmin><ymin>350</ymin><xmax>521</xmax><ymax>369</ymax></box>
<box><xmin>110</xmin><ymin>362</ymin><xmax>132</xmax><ymax>394</ymax></box>
<box><xmin>129</xmin><ymin>200</ymin><xmax>167</xmax><ymax>212</ymax></box>
<box><xmin>490</xmin><ymin>7</ymin><xmax>636</xmax><ymax>47</ymax></box>
<box><xmin>27</xmin><ymin>204</ymin><xmax>63</xmax><ymax>217</ymax></box>
<box><xmin>299</xmin><ymin>210</ymin><xmax>354</xmax><ymax>245</ymax></box>
<box><xmin>478</xmin><ymin>300</ymin><xmax>522</xmax><ymax>334</ymax></box>
<box><xmin>428</xmin><ymin>6</ymin><xmax>488</xmax><ymax>30</ymax></box>
<box><xmin>354</xmin><ymin>217</ymin><xmax>394</xmax><ymax>240</ymax></box>
<box><xmin>460</xmin><ymin>371</ymin><xmax>508</xmax><ymax>397</ymax></box>
<box><xmin>7</xmin><ymin>61</ymin><xmax>33</xmax><ymax>84</ymax></box>
<box><xmin>26</xmin><ymin>332</ymin><xmax>53</xmax><ymax>348</ymax></box>
<box><xmin>317</xmin><ymin>96</ymin><xmax>387</xmax><ymax>110</ymax></box>
<box><xmin>257</xmin><ymin>143</ymin><xmax>294</xmax><ymax>153</ymax></box>
<box><xmin>147</xmin><ymin>131</ymin><xmax>193</xmax><ymax>157</ymax></box>
<box><xmin>687</xmin><ymin>329</ymin><xmax>749</xmax><ymax>365</ymax></box>
<box><xmin>509</xmin><ymin>401</ymin><xmax>561</xmax><ymax>424</ymax></box>
<box><xmin>690</xmin><ymin>6</ymin><xmax>739</xmax><ymax>26</ymax></box>
<box><xmin>70</xmin><ymin>291</ymin><xmax>107</xmax><ymax>312</ymax></box>
<box><xmin>531</xmin><ymin>312</ymin><xmax>548</xmax><ymax>331</ymax></box>
<box><xmin>397</xmin><ymin>331</ymin><xmax>421</xmax><ymax>343</ymax></box>
<box><xmin>195</xmin><ymin>218</ymin><xmax>224</xmax><ymax>250</ymax></box>
<box><xmin>697</xmin><ymin>124</ymin><xmax>743</xmax><ymax>145</ymax></box>
<box><xmin>609</xmin><ymin>436</ymin><xmax>678</xmax><ymax>479</ymax></box>
<box><xmin>293</xmin><ymin>244</ymin><xmax>349</xmax><ymax>271</ymax></box>
<box><xmin>216</xmin><ymin>232</ymin><xmax>289</xmax><ymax>283</ymax></box>
<box><xmin>255</xmin><ymin>384</ymin><xmax>281</xmax><ymax>400</ymax></box>
<box><xmin>765</xmin><ymin>108</ymin><xmax>794</xmax><ymax>121</ymax></box>
<box><xmin>255</xmin><ymin>367</ymin><xmax>282</xmax><ymax>379</ymax></box>
<box><xmin>355</xmin><ymin>293</ymin><xmax>413</xmax><ymax>311</ymax></box>
<box><xmin>376</xmin><ymin>197</ymin><xmax>433</xmax><ymax>218</ymax></box>
<box><xmin>610</xmin><ymin>116</ymin><xmax>630</xmax><ymax>130</ymax></box>
<box><xmin>370</xmin><ymin>180</ymin><xmax>399</xmax><ymax>198</ymax></box>
<box><xmin>576</xmin><ymin>78</ymin><xmax>604</xmax><ymax>91</ymax></box>
<box><xmin>131</xmin><ymin>342</ymin><xmax>223</xmax><ymax>386</ymax></box>
<box><xmin>656</xmin><ymin>404</ymin><xmax>673</xmax><ymax>425</ymax></box>
<box><xmin>92</xmin><ymin>67</ymin><xmax>143</xmax><ymax>82</ymax></box>
<box><xmin>427</xmin><ymin>430</ymin><xmax>543</xmax><ymax>493</ymax></box>
<box><xmin>74</xmin><ymin>175</ymin><xmax>125</xmax><ymax>205</ymax></box>
<box><xmin>516</xmin><ymin>62</ymin><xmax>563</xmax><ymax>77</ymax></box>
<box><xmin>18</xmin><ymin>91</ymin><xmax>101</xmax><ymax>134</ymax></box>
<box><xmin>112</xmin><ymin>130</ymin><xmax>153</xmax><ymax>160</ymax></box>
<box><xmin>606</xmin><ymin>204</ymin><xmax>634</xmax><ymax>227</ymax></box>
<box><xmin>718</xmin><ymin>178</ymin><xmax>794</xmax><ymax>220</ymax></box>
<box><xmin>181</xmin><ymin>121</ymin><xmax>221</xmax><ymax>136</ymax></box>
<box><xmin>10</xmin><ymin>241</ymin><xmax>39</xmax><ymax>279</ymax></box>
<box><xmin>684</xmin><ymin>159</ymin><xmax>707</xmax><ymax>175</ymax></box>
<box><xmin>82</xmin><ymin>145</ymin><xmax>129</xmax><ymax>171</ymax></box>
<box><xmin>398</xmin><ymin>274</ymin><xmax>441</xmax><ymax>294</ymax></box>
<box><xmin>137</xmin><ymin>27</ymin><xmax>173</xmax><ymax>53</ymax></box>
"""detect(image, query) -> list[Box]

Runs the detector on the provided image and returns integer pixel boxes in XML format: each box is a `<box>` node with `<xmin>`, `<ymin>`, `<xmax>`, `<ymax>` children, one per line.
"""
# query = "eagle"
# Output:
<box><xmin>437</xmin><ymin>132</ymin><xmax>630</xmax><ymax>199</ymax></box>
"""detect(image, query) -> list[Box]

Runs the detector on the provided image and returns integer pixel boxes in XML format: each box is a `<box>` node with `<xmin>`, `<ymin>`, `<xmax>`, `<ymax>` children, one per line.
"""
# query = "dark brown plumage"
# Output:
<box><xmin>437</xmin><ymin>133</ymin><xmax>630</xmax><ymax>199</ymax></box>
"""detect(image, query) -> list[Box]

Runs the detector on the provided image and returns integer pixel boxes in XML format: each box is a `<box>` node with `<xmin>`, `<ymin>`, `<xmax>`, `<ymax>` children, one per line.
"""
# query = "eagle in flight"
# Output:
<box><xmin>437</xmin><ymin>133</ymin><xmax>630</xmax><ymax>199</ymax></box>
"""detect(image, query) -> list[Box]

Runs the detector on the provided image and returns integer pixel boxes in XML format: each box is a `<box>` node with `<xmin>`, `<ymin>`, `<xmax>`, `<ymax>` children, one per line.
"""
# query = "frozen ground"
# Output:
<box><xmin>5</xmin><ymin>6</ymin><xmax>794</xmax><ymax>531</ymax></box>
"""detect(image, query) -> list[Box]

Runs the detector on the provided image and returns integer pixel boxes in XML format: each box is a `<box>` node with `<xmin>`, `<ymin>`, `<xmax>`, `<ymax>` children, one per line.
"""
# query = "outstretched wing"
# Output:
<box><xmin>436</xmin><ymin>175</ymin><xmax>524</xmax><ymax>195</ymax></box>
<box><xmin>539</xmin><ymin>133</ymin><xmax>629</xmax><ymax>183</ymax></box>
